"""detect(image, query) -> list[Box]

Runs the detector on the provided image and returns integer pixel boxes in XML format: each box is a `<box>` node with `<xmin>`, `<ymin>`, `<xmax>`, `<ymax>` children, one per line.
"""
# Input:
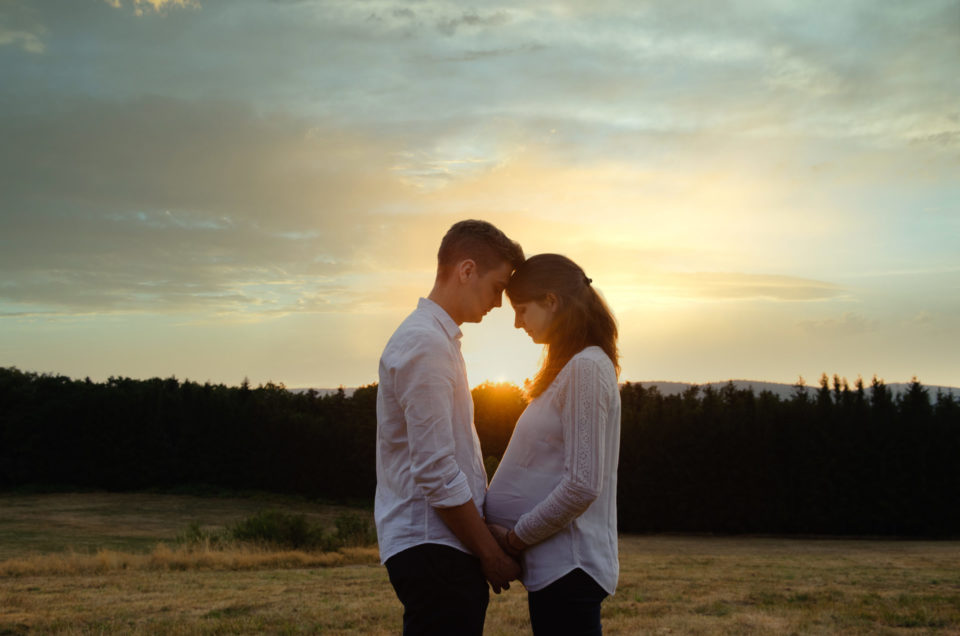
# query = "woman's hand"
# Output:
<box><xmin>487</xmin><ymin>522</ymin><xmax>525</xmax><ymax>559</ymax></box>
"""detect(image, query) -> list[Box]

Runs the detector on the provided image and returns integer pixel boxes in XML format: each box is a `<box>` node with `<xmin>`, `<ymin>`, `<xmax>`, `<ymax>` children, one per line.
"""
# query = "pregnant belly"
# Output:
<box><xmin>485</xmin><ymin>462</ymin><xmax>560</xmax><ymax>526</ymax></box>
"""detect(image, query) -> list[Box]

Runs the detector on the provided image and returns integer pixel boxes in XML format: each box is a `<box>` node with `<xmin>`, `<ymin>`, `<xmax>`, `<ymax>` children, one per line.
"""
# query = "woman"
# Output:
<box><xmin>485</xmin><ymin>253</ymin><xmax>621</xmax><ymax>636</ymax></box>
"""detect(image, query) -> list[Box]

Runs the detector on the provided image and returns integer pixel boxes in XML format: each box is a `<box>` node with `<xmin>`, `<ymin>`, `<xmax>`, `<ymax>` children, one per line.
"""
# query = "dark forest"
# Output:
<box><xmin>1</xmin><ymin>367</ymin><xmax>957</xmax><ymax>537</ymax></box>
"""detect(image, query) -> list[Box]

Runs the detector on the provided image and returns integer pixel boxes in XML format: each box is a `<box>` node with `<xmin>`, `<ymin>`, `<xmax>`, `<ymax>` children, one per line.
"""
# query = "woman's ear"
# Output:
<box><xmin>544</xmin><ymin>292</ymin><xmax>560</xmax><ymax>313</ymax></box>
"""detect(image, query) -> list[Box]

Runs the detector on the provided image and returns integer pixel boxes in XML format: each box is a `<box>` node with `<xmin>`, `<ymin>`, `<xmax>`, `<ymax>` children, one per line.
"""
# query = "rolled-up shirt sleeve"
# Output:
<box><xmin>514</xmin><ymin>355</ymin><xmax>610</xmax><ymax>545</ymax></box>
<box><xmin>395</xmin><ymin>333</ymin><xmax>474</xmax><ymax>509</ymax></box>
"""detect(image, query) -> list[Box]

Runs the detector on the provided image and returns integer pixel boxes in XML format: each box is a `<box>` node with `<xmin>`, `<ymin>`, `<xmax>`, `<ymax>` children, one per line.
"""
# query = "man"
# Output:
<box><xmin>375</xmin><ymin>220</ymin><xmax>525</xmax><ymax>635</ymax></box>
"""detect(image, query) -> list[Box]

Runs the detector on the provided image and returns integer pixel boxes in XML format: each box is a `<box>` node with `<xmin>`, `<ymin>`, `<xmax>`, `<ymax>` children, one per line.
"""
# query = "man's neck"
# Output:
<box><xmin>427</xmin><ymin>285</ymin><xmax>463</xmax><ymax>325</ymax></box>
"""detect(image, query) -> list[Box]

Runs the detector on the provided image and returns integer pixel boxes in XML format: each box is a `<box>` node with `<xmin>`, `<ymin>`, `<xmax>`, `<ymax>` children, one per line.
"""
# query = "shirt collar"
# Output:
<box><xmin>418</xmin><ymin>297</ymin><xmax>462</xmax><ymax>341</ymax></box>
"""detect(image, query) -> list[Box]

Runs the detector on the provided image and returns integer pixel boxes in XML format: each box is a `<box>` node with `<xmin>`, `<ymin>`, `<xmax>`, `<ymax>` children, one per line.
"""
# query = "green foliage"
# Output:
<box><xmin>333</xmin><ymin>511</ymin><xmax>377</xmax><ymax>548</ymax></box>
<box><xmin>215</xmin><ymin>510</ymin><xmax>376</xmax><ymax>551</ymax></box>
<box><xmin>230</xmin><ymin>510</ymin><xmax>320</xmax><ymax>549</ymax></box>
<box><xmin>177</xmin><ymin>521</ymin><xmax>229</xmax><ymax>548</ymax></box>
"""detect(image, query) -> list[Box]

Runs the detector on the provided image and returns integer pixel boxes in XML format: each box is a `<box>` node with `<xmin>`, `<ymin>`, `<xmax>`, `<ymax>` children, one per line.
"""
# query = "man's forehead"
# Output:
<box><xmin>493</xmin><ymin>263</ymin><xmax>513</xmax><ymax>285</ymax></box>
<box><xmin>479</xmin><ymin>260</ymin><xmax>511</xmax><ymax>279</ymax></box>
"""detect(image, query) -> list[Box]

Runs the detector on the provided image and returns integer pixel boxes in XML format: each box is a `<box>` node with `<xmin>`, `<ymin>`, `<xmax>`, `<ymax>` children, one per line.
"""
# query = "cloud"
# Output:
<box><xmin>8</xmin><ymin>0</ymin><xmax>955</xmax><ymax>156</ymax></box>
<box><xmin>650</xmin><ymin>272</ymin><xmax>846</xmax><ymax>302</ymax></box>
<box><xmin>1</xmin><ymin>0</ymin><xmax>956</xmax><ymax>346</ymax></box>
<box><xmin>799</xmin><ymin>312</ymin><xmax>879</xmax><ymax>337</ymax></box>
<box><xmin>0</xmin><ymin>28</ymin><xmax>44</xmax><ymax>53</ymax></box>
<box><xmin>0</xmin><ymin>95</ymin><xmax>408</xmax><ymax>228</ymax></box>
<box><xmin>105</xmin><ymin>0</ymin><xmax>199</xmax><ymax>15</ymax></box>
<box><xmin>910</xmin><ymin>130</ymin><xmax>960</xmax><ymax>148</ymax></box>
<box><xmin>435</xmin><ymin>42</ymin><xmax>545</xmax><ymax>63</ymax></box>
<box><xmin>0</xmin><ymin>96</ymin><xmax>415</xmax><ymax>317</ymax></box>
<box><xmin>436</xmin><ymin>10</ymin><xmax>511</xmax><ymax>36</ymax></box>
<box><xmin>0</xmin><ymin>3</ymin><xmax>47</xmax><ymax>54</ymax></box>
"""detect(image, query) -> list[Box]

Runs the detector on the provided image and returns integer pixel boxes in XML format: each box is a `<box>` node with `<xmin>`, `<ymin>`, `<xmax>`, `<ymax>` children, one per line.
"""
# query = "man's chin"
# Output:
<box><xmin>467</xmin><ymin>311</ymin><xmax>489</xmax><ymax>324</ymax></box>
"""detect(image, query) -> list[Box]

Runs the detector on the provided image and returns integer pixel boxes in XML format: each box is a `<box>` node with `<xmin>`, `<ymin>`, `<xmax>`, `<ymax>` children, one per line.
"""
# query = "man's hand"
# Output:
<box><xmin>487</xmin><ymin>523</ymin><xmax>526</xmax><ymax>561</ymax></box>
<box><xmin>480</xmin><ymin>523</ymin><xmax>522</xmax><ymax>593</ymax></box>
<box><xmin>479</xmin><ymin>547</ymin><xmax>521</xmax><ymax>594</ymax></box>
<box><xmin>486</xmin><ymin>522</ymin><xmax>523</xmax><ymax>559</ymax></box>
<box><xmin>434</xmin><ymin>502</ymin><xmax>522</xmax><ymax>594</ymax></box>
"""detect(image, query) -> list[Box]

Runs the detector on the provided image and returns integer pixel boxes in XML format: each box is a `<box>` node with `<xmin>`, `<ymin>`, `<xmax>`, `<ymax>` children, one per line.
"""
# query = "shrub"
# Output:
<box><xmin>219</xmin><ymin>509</ymin><xmax>377</xmax><ymax>551</ymax></box>
<box><xmin>230</xmin><ymin>510</ymin><xmax>321</xmax><ymax>549</ymax></box>
<box><xmin>177</xmin><ymin>521</ymin><xmax>229</xmax><ymax>548</ymax></box>
<box><xmin>333</xmin><ymin>512</ymin><xmax>376</xmax><ymax>548</ymax></box>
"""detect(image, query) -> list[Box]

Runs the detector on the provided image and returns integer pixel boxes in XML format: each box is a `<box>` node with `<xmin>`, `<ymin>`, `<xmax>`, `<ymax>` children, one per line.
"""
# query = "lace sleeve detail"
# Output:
<box><xmin>513</xmin><ymin>353</ymin><xmax>611</xmax><ymax>545</ymax></box>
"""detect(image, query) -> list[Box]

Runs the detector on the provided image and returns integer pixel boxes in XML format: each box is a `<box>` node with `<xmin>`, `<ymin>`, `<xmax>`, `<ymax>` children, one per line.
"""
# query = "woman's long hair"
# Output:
<box><xmin>506</xmin><ymin>254</ymin><xmax>619</xmax><ymax>399</ymax></box>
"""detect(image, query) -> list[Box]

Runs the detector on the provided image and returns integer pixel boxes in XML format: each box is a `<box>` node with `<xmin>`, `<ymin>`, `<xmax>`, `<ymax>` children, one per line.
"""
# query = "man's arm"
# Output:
<box><xmin>436</xmin><ymin>502</ymin><xmax>521</xmax><ymax>594</ymax></box>
<box><xmin>395</xmin><ymin>335</ymin><xmax>521</xmax><ymax>592</ymax></box>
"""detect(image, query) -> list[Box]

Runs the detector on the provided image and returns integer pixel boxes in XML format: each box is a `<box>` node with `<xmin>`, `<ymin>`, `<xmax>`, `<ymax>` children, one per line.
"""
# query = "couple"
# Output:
<box><xmin>375</xmin><ymin>220</ymin><xmax>621</xmax><ymax>635</ymax></box>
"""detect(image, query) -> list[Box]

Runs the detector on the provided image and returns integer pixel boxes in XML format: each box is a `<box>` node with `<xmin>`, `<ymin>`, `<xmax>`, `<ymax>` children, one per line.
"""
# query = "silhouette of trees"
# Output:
<box><xmin>1</xmin><ymin>367</ymin><xmax>957</xmax><ymax>536</ymax></box>
<box><xmin>471</xmin><ymin>380</ymin><xmax>528</xmax><ymax>478</ymax></box>
<box><xmin>471</xmin><ymin>381</ymin><xmax>528</xmax><ymax>460</ymax></box>
<box><xmin>617</xmin><ymin>376</ymin><xmax>959</xmax><ymax>536</ymax></box>
<box><xmin>0</xmin><ymin>368</ymin><xmax>376</xmax><ymax>501</ymax></box>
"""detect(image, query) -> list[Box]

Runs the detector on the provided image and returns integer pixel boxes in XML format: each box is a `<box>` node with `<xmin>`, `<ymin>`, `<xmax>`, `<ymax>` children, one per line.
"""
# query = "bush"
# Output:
<box><xmin>333</xmin><ymin>511</ymin><xmax>376</xmax><ymax>547</ymax></box>
<box><xmin>217</xmin><ymin>509</ymin><xmax>376</xmax><ymax>551</ymax></box>
<box><xmin>177</xmin><ymin>520</ymin><xmax>229</xmax><ymax>548</ymax></box>
<box><xmin>230</xmin><ymin>510</ymin><xmax>321</xmax><ymax>549</ymax></box>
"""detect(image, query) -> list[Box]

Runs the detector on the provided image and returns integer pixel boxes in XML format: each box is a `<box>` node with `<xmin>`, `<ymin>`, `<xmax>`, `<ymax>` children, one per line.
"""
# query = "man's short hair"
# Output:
<box><xmin>437</xmin><ymin>220</ymin><xmax>524</xmax><ymax>276</ymax></box>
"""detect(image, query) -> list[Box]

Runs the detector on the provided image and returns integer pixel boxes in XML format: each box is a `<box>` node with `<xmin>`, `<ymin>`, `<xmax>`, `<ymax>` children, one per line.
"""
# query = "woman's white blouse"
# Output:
<box><xmin>485</xmin><ymin>346</ymin><xmax>621</xmax><ymax>594</ymax></box>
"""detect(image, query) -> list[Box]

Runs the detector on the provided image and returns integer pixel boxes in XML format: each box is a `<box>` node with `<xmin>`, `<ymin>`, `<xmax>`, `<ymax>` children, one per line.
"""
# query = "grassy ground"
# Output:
<box><xmin>1</xmin><ymin>493</ymin><xmax>959</xmax><ymax>634</ymax></box>
<box><xmin>0</xmin><ymin>491</ymin><xmax>364</xmax><ymax>560</ymax></box>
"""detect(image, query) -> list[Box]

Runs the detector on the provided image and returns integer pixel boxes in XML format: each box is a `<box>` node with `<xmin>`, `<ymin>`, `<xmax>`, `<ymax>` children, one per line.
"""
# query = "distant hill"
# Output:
<box><xmin>630</xmin><ymin>380</ymin><xmax>958</xmax><ymax>399</ymax></box>
<box><xmin>291</xmin><ymin>380</ymin><xmax>958</xmax><ymax>400</ymax></box>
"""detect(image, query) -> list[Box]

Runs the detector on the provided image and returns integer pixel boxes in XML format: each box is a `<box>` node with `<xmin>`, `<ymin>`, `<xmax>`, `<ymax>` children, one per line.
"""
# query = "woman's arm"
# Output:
<box><xmin>511</xmin><ymin>354</ymin><xmax>613</xmax><ymax>547</ymax></box>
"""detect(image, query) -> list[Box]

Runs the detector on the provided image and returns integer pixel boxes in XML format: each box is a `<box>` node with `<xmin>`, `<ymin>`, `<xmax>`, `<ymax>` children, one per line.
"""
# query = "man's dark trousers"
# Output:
<box><xmin>385</xmin><ymin>543</ymin><xmax>489</xmax><ymax>635</ymax></box>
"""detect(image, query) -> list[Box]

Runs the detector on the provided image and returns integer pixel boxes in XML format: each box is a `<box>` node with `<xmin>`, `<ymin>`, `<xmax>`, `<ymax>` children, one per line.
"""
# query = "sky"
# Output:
<box><xmin>1</xmin><ymin>0</ymin><xmax>958</xmax><ymax>390</ymax></box>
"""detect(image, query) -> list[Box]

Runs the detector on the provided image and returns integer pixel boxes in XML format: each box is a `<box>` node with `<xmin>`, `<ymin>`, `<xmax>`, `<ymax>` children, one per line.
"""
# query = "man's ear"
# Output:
<box><xmin>457</xmin><ymin>259</ymin><xmax>476</xmax><ymax>282</ymax></box>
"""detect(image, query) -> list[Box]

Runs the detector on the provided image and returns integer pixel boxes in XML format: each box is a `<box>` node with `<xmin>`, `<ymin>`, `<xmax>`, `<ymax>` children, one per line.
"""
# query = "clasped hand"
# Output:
<box><xmin>482</xmin><ymin>523</ymin><xmax>523</xmax><ymax>593</ymax></box>
<box><xmin>487</xmin><ymin>522</ymin><xmax>525</xmax><ymax>559</ymax></box>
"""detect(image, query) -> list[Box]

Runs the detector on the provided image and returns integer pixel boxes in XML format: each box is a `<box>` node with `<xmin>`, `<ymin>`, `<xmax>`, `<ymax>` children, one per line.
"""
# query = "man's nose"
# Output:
<box><xmin>514</xmin><ymin>314</ymin><xmax>522</xmax><ymax>329</ymax></box>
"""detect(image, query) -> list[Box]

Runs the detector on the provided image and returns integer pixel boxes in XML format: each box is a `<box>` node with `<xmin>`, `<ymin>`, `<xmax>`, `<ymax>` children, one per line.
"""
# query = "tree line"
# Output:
<box><xmin>1</xmin><ymin>367</ymin><xmax>957</xmax><ymax>536</ymax></box>
<box><xmin>618</xmin><ymin>375</ymin><xmax>959</xmax><ymax>536</ymax></box>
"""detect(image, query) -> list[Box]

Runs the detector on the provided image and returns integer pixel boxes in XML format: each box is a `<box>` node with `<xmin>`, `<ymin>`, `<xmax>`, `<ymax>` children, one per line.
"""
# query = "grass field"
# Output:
<box><xmin>1</xmin><ymin>493</ymin><xmax>959</xmax><ymax>634</ymax></box>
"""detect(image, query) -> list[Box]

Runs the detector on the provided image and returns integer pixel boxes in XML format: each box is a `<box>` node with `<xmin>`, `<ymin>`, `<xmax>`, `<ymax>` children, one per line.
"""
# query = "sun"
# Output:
<box><xmin>459</xmin><ymin>306</ymin><xmax>542</xmax><ymax>389</ymax></box>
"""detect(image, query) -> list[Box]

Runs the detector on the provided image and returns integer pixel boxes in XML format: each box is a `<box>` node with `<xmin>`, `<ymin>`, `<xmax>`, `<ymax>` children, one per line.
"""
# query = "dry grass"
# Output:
<box><xmin>2</xmin><ymin>493</ymin><xmax>959</xmax><ymax>634</ymax></box>
<box><xmin>607</xmin><ymin>534</ymin><xmax>960</xmax><ymax>635</ymax></box>
<box><xmin>0</xmin><ymin>544</ymin><xmax>379</xmax><ymax>577</ymax></box>
<box><xmin>0</xmin><ymin>491</ymin><xmax>365</xmax><ymax>560</ymax></box>
<box><xmin>1</xmin><ymin>566</ymin><xmax>400</xmax><ymax>635</ymax></box>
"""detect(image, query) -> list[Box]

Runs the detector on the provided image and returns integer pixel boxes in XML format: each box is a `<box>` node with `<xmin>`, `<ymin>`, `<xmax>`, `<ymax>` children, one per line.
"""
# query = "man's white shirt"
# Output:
<box><xmin>374</xmin><ymin>297</ymin><xmax>488</xmax><ymax>563</ymax></box>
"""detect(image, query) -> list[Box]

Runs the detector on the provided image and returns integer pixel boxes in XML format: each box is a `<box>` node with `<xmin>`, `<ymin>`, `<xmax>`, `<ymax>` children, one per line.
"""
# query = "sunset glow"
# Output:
<box><xmin>1</xmin><ymin>1</ymin><xmax>957</xmax><ymax>389</ymax></box>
